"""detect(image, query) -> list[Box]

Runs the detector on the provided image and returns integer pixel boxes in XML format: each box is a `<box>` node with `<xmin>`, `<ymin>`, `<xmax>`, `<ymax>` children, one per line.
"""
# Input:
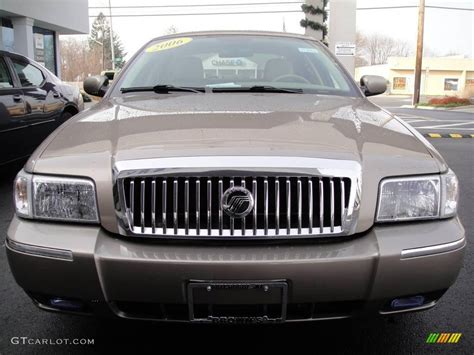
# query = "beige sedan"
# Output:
<box><xmin>7</xmin><ymin>31</ymin><xmax>465</xmax><ymax>323</ymax></box>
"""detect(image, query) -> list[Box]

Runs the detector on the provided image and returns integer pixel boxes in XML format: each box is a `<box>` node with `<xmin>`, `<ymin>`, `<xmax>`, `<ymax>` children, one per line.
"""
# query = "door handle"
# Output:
<box><xmin>12</xmin><ymin>94</ymin><xmax>22</xmax><ymax>102</ymax></box>
<box><xmin>52</xmin><ymin>92</ymin><xmax>61</xmax><ymax>98</ymax></box>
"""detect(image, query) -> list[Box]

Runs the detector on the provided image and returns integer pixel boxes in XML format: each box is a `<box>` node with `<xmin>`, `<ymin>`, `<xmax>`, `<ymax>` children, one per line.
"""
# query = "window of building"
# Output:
<box><xmin>1</xmin><ymin>18</ymin><xmax>14</xmax><ymax>52</ymax></box>
<box><xmin>444</xmin><ymin>78</ymin><xmax>459</xmax><ymax>91</ymax></box>
<box><xmin>0</xmin><ymin>58</ymin><xmax>13</xmax><ymax>88</ymax></box>
<box><xmin>466</xmin><ymin>79</ymin><xmax>474</xmax><ymax>86</ymax></box>
<box><xmin>12</xmin><ymin>60</ymin><xmax>44</xmax><ymax>87</ymax></box>
<box><xmin>33</xmin><ymin>27</ymin><xmax>57</xmax><ymax>74</ymax></box>
<box><xmin>393</xmin><ymin>77</ymin><xmax>406</xmax><ymax>90</ymax></box>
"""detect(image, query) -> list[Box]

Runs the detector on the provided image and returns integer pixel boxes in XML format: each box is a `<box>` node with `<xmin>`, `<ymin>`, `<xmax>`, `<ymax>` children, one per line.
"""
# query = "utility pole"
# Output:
<box><xmin>91</xmin><ymin>38</ymin><xmax>104</xmax><ymax>71</ymax></box>
<box><xmin>108</xmin><ymin>0</ymin><xmax>116</xmax><ymax>70</ymax></box>
<box><xmin>413</xmin><ymin>0</ymin><xmax>425</xmax><ymax>106</ymax></box>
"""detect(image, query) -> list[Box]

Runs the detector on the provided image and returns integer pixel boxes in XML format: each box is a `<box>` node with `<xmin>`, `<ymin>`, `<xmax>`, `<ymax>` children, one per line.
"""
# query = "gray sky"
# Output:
<box><xmin>82</xmin><ymin>0</ymin><xmax>474</xmax><ymax>60</ymax></box>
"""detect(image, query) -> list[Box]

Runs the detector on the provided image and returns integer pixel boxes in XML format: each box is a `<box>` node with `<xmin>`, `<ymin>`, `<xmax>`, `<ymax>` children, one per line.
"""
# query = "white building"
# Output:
<box><xmin>355</xmin><ymin>56</ymin><xmax>474</xmax><ymax>97</ymax></box>
<box><xmin>0</xmin><ymin>0</ymin><xmax>89</xmax><ymax>77</ymax></box>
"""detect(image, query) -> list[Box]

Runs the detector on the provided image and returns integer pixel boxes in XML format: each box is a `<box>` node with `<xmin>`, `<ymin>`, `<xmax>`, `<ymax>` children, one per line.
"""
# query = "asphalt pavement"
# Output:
<box><xmin>370</xmin><ymin>96</ymin><xmax>474</xmax><ymax>137</ymax></box>
<box><xmin>0</xmin><ymin>99</ymin><xmax>473</xmax><ymax>354</ymax></box>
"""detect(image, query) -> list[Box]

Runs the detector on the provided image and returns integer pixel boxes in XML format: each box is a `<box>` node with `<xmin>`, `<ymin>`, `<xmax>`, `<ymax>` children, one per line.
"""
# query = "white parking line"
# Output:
<box><xmin>396</xmin><ymin>115</ymin><xmax>441</xmax><ymax>122</ymax></box>
<box><xmin>404</xmin><ymin>119</ymin><xmax>430</xmax><ymax>124</ymax></box>
<box><xmin>396</xmin><ymin>114</ymin><xmax>426</xmax><ymax>119</ymax></box>
<box><xmin>416</xmin><ymin>122</ymin><xmax>474</xmax><ymax>129</ymax></box>
<box><xmin>402</xmin><ymin>118</ymin><xmax>473</xmax><ymax>124</ymax></box>
<box><xmin>416</xmin><ymin>127</ymin><xmax>474</xmax><ymax>131</ymax></box>
<box><xmin>411</xmin><ymin>119</ymin><xmax>474</xmax><ymax>122</ymax></box>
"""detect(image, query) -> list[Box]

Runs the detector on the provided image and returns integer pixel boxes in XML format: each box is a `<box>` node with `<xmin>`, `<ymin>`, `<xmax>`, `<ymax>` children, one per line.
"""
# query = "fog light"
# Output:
<box><xmin>49</xmin><ymin>297</ymin><xmax>84</xmax><ymax>311</ymax></box>
<box><xmin>390</xmin><ymin>295</ymin><xmax>425</xmax><ymax>309</ymax></box>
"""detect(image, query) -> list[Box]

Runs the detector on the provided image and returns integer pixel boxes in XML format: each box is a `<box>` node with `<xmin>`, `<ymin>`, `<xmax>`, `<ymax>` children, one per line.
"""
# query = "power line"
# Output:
<box><xmin>89</xmin><ymin>1</ymin><xmax>304</xmax><ymax>9</ymax></box>
<box><xmin>89</xmin><ymin>3</ymin><xmax>474</xmax><ymax>11</ymax></box>
<box><xmin>88</xmin><ymin>10</ymin><xmax>303</xmax><ymax>17</ymax></box>
<box><xmin>356</xmin><ymin>5</ymin><xmax>473</xmax><ymax>11</ymax></box>
<box><xmin>426</xmin><ymin>5</ymin><xmax>473</xmax><ymax>11</ymax></box>
<box><xmin>355</xmin><ymin>5</ymin><xmax>418</xmax><ymax>10</ymax></box>
<box><xmin>88</xmin><ymin>4</ymin><xmax>474</xmax><ymax>18</ymax></box>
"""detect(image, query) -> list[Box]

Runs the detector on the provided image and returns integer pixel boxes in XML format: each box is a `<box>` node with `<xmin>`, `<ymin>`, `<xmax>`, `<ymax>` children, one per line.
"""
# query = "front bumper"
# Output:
<box><xmin>6</xmin><ymin>216</ymin><xmax>465</xmax><ymax>322</ymax></box>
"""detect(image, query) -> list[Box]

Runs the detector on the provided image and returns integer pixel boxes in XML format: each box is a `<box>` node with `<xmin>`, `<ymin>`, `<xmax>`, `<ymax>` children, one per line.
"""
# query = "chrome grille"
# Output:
<box><xmin>119</xmin><ymin>175</ymin><xmax>351</xmax><ymax>239</ymax></box>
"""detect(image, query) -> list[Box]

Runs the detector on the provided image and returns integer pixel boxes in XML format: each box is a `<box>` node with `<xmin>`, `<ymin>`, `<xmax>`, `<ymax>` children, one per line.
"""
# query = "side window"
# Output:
<box><xmin>0</xmin><ymin>58</ymin><xmax>14</xmax><ymax>88</ymax></box>
<box><xmin>11</xmin><ymin>60</ymin><xmax>44</xmax><ymax>87</ymax></box>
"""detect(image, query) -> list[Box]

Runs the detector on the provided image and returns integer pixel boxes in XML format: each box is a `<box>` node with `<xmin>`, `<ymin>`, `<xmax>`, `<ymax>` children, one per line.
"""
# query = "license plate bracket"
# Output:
<box><xmin>187</xmin><ymin>280</ymin><xmax>288</xmax><ymax>324</ymax></box>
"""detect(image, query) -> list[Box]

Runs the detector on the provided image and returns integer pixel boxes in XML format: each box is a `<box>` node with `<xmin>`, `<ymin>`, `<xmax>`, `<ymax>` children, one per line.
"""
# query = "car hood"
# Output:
<box><xmin>27</xmin><ymin>92</ymin><xmax>446</xmax><ymax>233</ymax></box>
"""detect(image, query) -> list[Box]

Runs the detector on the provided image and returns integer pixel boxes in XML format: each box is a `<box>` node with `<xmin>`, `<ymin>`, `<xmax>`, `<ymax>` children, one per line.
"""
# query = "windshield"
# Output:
<box><xmin>117</xmin><ymin>35</ymin><xmax>357</xmax><ymax>96</ymax></box>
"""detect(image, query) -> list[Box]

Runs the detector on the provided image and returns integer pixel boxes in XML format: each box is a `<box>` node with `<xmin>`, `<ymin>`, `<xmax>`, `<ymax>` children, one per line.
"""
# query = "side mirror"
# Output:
<box><xmin>360</xmin><ymin>75</ymin><xmax>387</xmax><ymax>97</ymax></box>
<box><xmin>83</xmin><ymin>75</ymin><xmax>109</xmax><ymax>97</ymax></box>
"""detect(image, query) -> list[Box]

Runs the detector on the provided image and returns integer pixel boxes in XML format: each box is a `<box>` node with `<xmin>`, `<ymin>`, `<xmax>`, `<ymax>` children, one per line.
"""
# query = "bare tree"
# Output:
<box><xmin>422</xmin><ymin>46</ymin><xmax>439</xmax><ymax>57</ymax></box>
<box><xmin>165</xmin><ymin>25</ymin><xmax>178</xmax><ymax>35</ymax></box>
<box><xmin>441</xmin><ymin>50</ymin><xmax>463</xmax><ymax>57</ymax></box>
<box><xmin>357</xmin><ymin>32</ymin><xmax>412</xmax><ymax>65</ymax></box>
<box><xmin>355</xmin><ymin>32</ymin><xmax>368</xmax><ymax>67</ymax></box>
<box><xmin>60</xmin><ymin>38</ymin><xmax>102</xmax><ymax>82</ymax></box>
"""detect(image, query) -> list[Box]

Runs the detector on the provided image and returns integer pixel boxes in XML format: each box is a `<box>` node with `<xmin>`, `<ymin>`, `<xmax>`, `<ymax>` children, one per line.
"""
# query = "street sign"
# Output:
<box><xmin>34</xmin><ymin>33</ymin><xmax>45</xmax><ymax>63</ymax></box>
<box><xmin>335</xmin><ymin>42</ymin><xmax>356</xmax><ymax>56</ymax></box>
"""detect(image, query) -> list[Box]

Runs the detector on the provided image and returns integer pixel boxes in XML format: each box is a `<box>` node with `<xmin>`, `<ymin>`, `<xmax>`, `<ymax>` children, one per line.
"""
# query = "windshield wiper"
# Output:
<box><xmin>211</xmin><ymin>85</ymin><xmax>303</xmax><ymax>94</ymax></box>
<box><xmin>121</xmin><ymin>85</ymin><xmax>204</xmax><ymax>94</ymax></box>
<box><xmin>121</xmin><ymin>84</ymin><xmax>302</xmax><ymax>94</ymax></box>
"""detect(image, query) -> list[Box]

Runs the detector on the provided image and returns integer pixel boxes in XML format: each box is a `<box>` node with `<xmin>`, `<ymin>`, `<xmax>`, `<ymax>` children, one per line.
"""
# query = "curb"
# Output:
<box><xmin>424</xmin><ymin>133</ymin><xmax>474</xmax><ymax>139</ymax></box>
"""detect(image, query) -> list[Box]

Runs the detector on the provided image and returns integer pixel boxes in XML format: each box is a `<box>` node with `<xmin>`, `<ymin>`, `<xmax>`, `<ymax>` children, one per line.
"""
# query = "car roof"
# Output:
<box><xmin>0</xmin><ymin>50</ymin><xmax>30</xmax><ymax>61</ymax></box>
<box><xmin>0</xmin><ymin>50</ymin><xmax>61</xmax><ymax>81</ymax></box>
<box><xmin>148</xmin><ymin>30</ymin><xmax>318</xmax><ymax>43</ymax></box>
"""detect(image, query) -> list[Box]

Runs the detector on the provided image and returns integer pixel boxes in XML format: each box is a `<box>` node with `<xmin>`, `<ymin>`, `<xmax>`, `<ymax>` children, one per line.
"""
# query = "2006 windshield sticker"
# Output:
<box><xmin>145</xmin><ymin>37</ymin><xmax>193</xmax><ymax>52</ymax></box>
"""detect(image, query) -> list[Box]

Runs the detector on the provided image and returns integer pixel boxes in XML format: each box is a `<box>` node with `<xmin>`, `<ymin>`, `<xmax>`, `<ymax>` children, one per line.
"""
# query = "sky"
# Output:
<box><xmin>77</xmin><ymin>0</ymin><xmax>474</xmax><ymax>60</ymax></box>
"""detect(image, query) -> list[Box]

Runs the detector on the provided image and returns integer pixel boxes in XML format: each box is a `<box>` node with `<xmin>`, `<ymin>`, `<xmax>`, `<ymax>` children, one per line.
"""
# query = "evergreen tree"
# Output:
<box><xmin>89</xmin><ymin>12</ymin><xmax>127</xmax><ymax>70</ymax></box>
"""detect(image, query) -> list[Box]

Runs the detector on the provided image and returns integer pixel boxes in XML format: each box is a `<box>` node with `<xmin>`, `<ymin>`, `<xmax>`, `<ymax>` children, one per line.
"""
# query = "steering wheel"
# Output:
<box><xmin>272</xmin><ymin>74</ymin><xmax>311</xmax><ymax>84</ymax></box>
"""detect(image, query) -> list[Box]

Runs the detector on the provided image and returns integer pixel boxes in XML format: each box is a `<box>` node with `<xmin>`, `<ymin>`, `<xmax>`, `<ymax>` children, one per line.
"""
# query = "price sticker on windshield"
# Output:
<box><xmin>145</xmin><ymin>37</ymin><xmax>193</xmax><ymax>52</ymax></box>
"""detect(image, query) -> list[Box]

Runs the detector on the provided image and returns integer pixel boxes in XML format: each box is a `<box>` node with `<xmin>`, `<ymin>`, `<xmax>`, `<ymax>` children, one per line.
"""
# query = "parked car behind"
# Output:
<box><xmin>0</xmin><ymin>50</ymin><xmax>83</xmax><ymax>166</ymax></box>
<box><xmin>100</xmin><ymin>70</ymin><xmax>117</xmax><ymax>82</ymax></box>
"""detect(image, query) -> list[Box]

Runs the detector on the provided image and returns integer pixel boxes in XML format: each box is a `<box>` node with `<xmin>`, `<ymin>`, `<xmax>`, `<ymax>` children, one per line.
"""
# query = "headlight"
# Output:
<box><xmin>14</xmin><ymin>170</ymin><xmax>99</xmax><ymax>223</ymax></box>
<box><xmin>376</xmin><ymin>170</ymin><xmax>458</xmax><ymax>222</ymax></box>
